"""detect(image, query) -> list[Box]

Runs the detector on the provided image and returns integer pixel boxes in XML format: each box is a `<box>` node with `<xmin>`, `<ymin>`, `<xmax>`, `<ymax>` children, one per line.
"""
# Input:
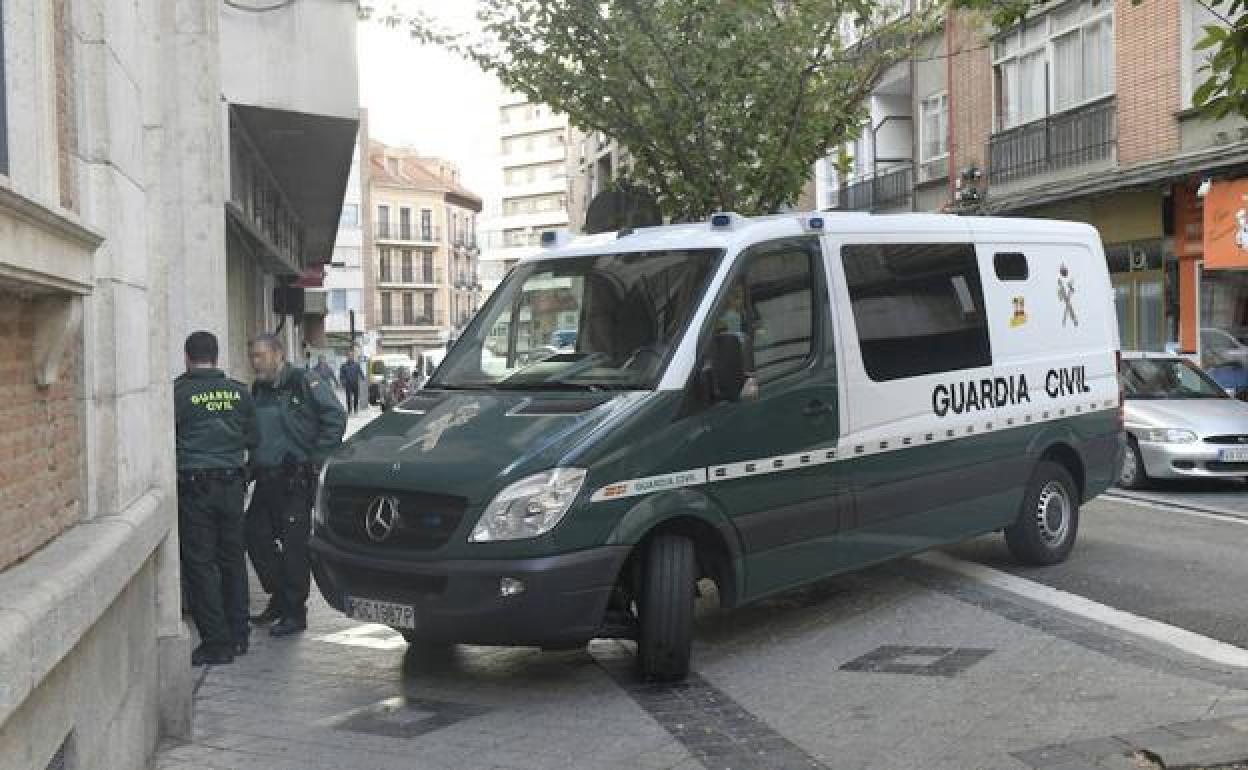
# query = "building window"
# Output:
<box><xmin>346</xmin><ymin>289</ymin><xmax>362</xmax><ymax>312</ymax></box>
<box><xmin>423</xmin><ymin>292</ymin><xmax>434</xmax><ymax>322</ymax></box>
<box><xmin>377</xmin><ymin>205</ymin><xmax>391</xmax><ymax>238</ymax></box>
<box><xmin>421</xmin><ymin>209</ymin><xmax>432</xmax><ymax>240</ymax></box>
<box><xmin>399</xmin><ymin>207</ymin><xmax>412</xmax><ymax>240</ymax></box>
<box><xmin>378</xmin><ymin>247</ymin><xmax>392</xmax><ymax>282</ymax></box>
<box><xmin>843</xmin><ymin>243</ymin><xmax>991</xmax><ymax>382</ymax></box>
<box><xmin>401</xmin><ymin>249</ymin><xmax>414</xmax><ymax>283</ymax></box>
<box><xmin>992</xmin><ymin>0</ymin><xmax>1114</xmax><ymax>131</ymax></box>
<box><xmin>919</xmin><ymin>92</ymin><xmax>949</xmax><ymax>162</ymax></box>
<box><xmin>421</xmin><ymin>252</ymin><xmax>434</xmax><ymax>282</ymax></box>
<box><xmin>339</xmin><ymin>204</ymin><xmax>359</xmax><ymax>228</ymax></box>
<box><xmin>381</xmin><ymin>293</ymin><xmax>394</xmax><ymax>325</ymax></box>
<box><xmin>402</xmin><ymin>293</ymin><xmax>415</xmax><ymax>325</ymax></box>
<box><xmin>329</xmin><ymin>290</ymin><xmax>347</xmax><ymax>313</ymax></box>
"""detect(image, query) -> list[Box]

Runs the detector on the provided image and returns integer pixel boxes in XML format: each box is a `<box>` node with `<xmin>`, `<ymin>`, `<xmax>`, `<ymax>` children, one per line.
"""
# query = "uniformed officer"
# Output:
<box><xmin>175</xmin><ymin>331</ymin><xmax>257</xmax><ymax>666</ymax></box>
<box><xmin>246</xmin><ymin>333</ymin><xmax>347</xmax><ymax>636</ymax></box>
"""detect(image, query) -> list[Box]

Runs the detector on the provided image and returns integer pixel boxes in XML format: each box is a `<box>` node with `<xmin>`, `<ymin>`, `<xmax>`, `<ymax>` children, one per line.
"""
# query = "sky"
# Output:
<box><xmin>356</xmin><ymin>1</ymin><xmax>503</xmax><ymax>212</ymax></box>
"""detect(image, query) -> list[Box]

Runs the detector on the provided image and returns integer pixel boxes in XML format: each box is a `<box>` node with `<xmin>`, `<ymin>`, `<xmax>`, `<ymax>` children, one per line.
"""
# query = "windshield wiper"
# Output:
<box><xmin>495</xmin><ymin>382</ymin><xmax>605</xmax><ymax>392</ymax></box>
<box><xmin>428</xmin><ymin>383</ymin><xmax>494</xmax><ymax>391</ymax></box>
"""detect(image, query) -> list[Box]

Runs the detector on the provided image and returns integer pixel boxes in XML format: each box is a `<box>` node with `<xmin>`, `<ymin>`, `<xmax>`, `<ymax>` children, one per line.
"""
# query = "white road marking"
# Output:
<box><xmin>316</xmin><ymin>623</ymin><xmax>407</xmax><ymax>650</ymax></box>
<box><xmin>918</xmin><ymin>550</ymin><xmax>1248</xmax><ymax>668</ymax></box>
<box><xmin>1104</xmin><ymin>492</ymin><xmax>1248</xmax><ymax>524</ymax></box>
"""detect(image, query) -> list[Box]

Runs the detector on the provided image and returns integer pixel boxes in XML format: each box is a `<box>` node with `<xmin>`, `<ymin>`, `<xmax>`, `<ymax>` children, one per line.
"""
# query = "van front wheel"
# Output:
<box><xmin>637</xmin><ymin>534</ymin><xmax>695</xmax><ymax>682</ymax></box>
<box><xmin>1005</xmin><ymin>461</ymin><xmax>1079</xmax><ymax>566</ymax></box>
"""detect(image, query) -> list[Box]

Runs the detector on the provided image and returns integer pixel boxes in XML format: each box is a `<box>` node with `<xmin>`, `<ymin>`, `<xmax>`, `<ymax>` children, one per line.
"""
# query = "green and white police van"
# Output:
<box><xmin>310</xmin><ymin>211</ymin><xmax>1123</xmax><ymax>681</ymax></box>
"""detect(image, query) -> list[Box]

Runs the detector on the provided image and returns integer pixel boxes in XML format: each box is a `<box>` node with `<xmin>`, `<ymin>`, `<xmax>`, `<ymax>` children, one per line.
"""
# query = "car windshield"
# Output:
<box><xmin>431</xmin><ymin>249</ymin><xmax>722</xmax><ymax>391</ymax></box>
<box><xmin>1120</xmin><ymin>358</ymin><xmax>1228</xmax><ymax>399</ymax></box>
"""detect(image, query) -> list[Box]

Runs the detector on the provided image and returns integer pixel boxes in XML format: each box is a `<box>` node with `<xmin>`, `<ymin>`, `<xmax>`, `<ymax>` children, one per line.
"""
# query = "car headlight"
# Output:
<box><xmin>1141</xmin><ymin>428</ymin><xmax>1199</xmax><ymax>443</ymax></box>
<box><xmin>469</xmin><ymin>468</ymin><xmax>587</xmax><ymax>542</ymax></box>
<box><xmin>312</xmin><ymin>462</ymin><xmax>331</xmax><ymax>527</ymax></box>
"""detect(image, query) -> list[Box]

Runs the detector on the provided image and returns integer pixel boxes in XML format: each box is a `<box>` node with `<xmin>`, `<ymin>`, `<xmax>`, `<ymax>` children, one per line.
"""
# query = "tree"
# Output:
<box><xmin>363</xmin><ymin>1</ymin><xmax>938</xmax><ymax>221</ymax></box>
<box><xmin>951</xmin><ymin>0</ymin><xmax>1247</xmax><ymax>120</ymax></box>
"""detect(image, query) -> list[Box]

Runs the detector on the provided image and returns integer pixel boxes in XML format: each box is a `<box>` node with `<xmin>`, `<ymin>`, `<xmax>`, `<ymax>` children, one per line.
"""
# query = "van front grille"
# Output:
<box><xmin>326</xmin><ymin>486</ymin><xmax>467</xmax><ymax>551</ymax></box>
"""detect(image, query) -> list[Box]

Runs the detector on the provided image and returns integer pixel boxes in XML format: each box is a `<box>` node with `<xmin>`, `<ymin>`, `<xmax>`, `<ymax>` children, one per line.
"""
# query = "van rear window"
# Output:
<box><xmin>994</xmin><ymin>252</ymin><xmax>1029</xmax><ymax>281</ymax></box>
<box><xmin>842</xmin><ymin>243</ymin><xmax>991</xmax><ymax>381</ymax></box>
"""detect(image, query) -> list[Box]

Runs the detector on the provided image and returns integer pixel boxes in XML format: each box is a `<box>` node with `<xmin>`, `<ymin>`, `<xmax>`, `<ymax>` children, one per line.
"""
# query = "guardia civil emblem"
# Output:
<box><xmin>1057</xmin><ymin>265</ymin><xmax>1078</xmax><ymax>328</ymax></box>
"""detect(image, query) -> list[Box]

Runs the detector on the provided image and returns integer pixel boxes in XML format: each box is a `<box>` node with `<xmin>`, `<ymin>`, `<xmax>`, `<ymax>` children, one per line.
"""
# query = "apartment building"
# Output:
<box><xmin>369</xmin><ymin>142</ymin><xmax>483</xmax><ymax>355</ymax></box>
<box><xmin>479</xmin><ymin>93</ymin><xmax>571</xmax><ymax>297</ymax></box>
<box><xmin>0</xmin><ymin>1</ymin><xmax>357</xmax><ymax>767</ymax></box>
<box><xmin>816</xmin><ymin>0</ymin><xmax>1248</xmax><ymax>358</ymax></box>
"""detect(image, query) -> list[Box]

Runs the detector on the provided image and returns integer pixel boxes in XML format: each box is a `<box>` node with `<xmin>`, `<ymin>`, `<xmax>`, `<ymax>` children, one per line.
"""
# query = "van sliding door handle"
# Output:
<box><xmin>802</xmin><ymin>400</ymin><xmax>832</xmax><ymax>417</ymax></box>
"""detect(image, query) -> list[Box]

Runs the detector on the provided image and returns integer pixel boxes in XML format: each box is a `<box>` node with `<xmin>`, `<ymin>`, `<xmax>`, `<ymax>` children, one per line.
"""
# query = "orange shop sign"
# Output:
<box><xmin>1204</xmin><ymin>178</ymin><xmax>1248</xmax><ymax>269</ymax></box>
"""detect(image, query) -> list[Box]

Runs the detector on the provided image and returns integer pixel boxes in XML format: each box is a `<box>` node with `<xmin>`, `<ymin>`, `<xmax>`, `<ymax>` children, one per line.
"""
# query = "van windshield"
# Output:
<box><xmin>431</xmin><ymin>249</ymin><xmax>722</xmax><ymax>391</ymax></box>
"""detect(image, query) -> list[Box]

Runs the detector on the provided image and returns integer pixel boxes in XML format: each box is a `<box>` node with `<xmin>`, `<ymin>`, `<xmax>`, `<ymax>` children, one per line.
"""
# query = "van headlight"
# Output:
<box><xmin>469</xmin><ymin>468</ymin><xmax>587</xmax><ymax>542</ymax></box>
<box><xmin>1141</xmin><ymin>428</ymin><xmax>1198</xmax><ymax>443</ymax></box>
<box><xmin>312</xmin><ymin>463</ymin><xmax>331</xmax><ymax>527</ymax></box>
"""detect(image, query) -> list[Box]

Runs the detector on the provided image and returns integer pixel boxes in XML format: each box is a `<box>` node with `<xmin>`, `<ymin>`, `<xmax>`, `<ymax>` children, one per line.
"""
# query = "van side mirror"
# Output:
<box><xmin>708</xmin><ymin>332</ymin><xmax>753</xmax><ymax>402</ymax></box>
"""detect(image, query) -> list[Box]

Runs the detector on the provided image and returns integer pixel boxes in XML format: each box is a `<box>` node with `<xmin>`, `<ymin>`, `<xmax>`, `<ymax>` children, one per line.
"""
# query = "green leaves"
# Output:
<box><xmin>381</xmin><ymin>0</ymin><xmax>936</xmax><ymax>222</ymax></box>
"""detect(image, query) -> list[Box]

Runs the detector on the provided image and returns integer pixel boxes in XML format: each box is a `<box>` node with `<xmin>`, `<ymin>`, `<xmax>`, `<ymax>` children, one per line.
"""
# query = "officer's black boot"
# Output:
<box><xmin>191</xmin><ymin>643</ymin><xmax>235</xmax><ymax>666</ymax></box>
<box><xmin>269</xmin><ymin>615</ymin><xmax>307</xmax><ymax>637</ymax></box>
<box><xmin>249</xmin><ymin>602</ymin><xmax>280</xmax><ymax>625</ymax></box>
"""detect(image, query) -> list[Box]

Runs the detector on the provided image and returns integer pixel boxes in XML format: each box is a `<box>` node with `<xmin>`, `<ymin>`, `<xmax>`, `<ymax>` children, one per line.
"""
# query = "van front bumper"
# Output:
<box><xmin>309</xmin><ymin>536</ymin><xmax>632</xmax><ymax>648</ymax></box>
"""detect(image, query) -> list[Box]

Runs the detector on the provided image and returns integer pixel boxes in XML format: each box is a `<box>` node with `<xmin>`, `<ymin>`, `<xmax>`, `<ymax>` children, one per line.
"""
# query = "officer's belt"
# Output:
<box><xmin>251</xmin><ymin>463</ymin><xmax>318</xmax><ymax>481</ymax></box>
<box><xmin>178</xmin><ymin>468</ymin><xmax>244</xmax><ymax>484</ymax></box>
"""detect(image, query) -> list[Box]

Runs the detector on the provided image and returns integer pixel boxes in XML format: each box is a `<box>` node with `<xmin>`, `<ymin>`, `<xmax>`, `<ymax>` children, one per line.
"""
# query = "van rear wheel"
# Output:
<box><xmin>1005</xmin><ymin>460</ymin><xmax>1079</xmax><ymax>566</ymax></box>
<box><xmin>637</xmin><ymin>534</ymin><xmax>695</xmax><ymax>682</ymax></box>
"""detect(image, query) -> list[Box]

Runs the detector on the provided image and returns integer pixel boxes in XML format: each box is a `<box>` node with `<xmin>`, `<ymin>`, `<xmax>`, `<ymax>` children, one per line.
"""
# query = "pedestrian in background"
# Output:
<box><xmin>339</xmin><ymin>351</ymin><xmax>364</xmax><ymax>415</ymax></box>
<box><xmin>314</xmin><ymin>354</ymin><xmax>339</xmax><ymax>390</ymax></box>
<box><xmin>174</xmin><ymin>331</ymin><xmax>257</xmax><ymax>665</ymax></box>
<box><xmin>246</xmin><ymin>333</ymin><xmax>346</xmax><ymax>636</ymax></box>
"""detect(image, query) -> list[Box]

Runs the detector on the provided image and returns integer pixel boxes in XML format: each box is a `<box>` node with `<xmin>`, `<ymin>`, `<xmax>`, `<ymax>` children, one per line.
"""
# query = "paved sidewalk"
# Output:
<box><xmin>152</xmin><ymin>539</ymin><xmax>1248</xmax><ymax>770</ymax></box>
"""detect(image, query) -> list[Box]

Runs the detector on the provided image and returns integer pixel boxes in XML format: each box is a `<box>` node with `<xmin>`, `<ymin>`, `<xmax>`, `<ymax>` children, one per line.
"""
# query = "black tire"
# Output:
<box><xmin>1004</xmin><ymin>460</ymin><xmax>1080</xmax><ymax>566</ymax></box>
<box><xmin>1117</xmin><ymin>436</ymin><xmax>1150</xmax><ymax>490</ymax></box>
<box><xmin>637</xmin><ymin>534</ymin><xmax>695</xmax><ymax>682</ymax></box>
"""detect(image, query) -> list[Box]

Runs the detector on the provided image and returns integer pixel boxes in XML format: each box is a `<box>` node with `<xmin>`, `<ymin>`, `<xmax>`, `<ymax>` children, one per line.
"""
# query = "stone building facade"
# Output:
<box><xmin>0</xmin><ymin>2</ymin><xmax>358</xmax><ymax>769</ymax></box>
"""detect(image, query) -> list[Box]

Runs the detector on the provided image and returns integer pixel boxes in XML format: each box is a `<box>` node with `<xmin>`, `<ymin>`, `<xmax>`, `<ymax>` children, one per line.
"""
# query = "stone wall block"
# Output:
<box><xmin>104</xmin><ymin>54</ymin><xmax>145</xmax><ymax>194</ymax></box>
<box><xmin>0</xmin><ymin>609</ymin><xmax>33</xmax><ymax>730</ymax></box>
<box><xmin>115</xmin><ymin>391</ymin><xmax>155</xmax><ymax>506</ymax></box>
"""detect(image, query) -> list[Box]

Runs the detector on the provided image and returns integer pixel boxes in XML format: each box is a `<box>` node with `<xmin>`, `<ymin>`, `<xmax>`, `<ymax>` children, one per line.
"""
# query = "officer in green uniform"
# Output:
<box><xmin>175</xmin><ymin>331</ymin><xmax>257</xmax><ymax>666</ymax></box>
<box><xmin>246</xmin><ymin>332</ymin><xmax>346</xmax><ymax>636</ymax></box>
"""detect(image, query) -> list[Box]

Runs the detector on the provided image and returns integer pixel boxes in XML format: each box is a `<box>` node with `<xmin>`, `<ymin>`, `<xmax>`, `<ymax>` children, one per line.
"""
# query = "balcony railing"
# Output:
<box><xmin>988</xmin><ymin>97</ymin><xmax>1117</xmax><ymax>186</ymax></box>
<box><xmin>830</xmin><ymin>165</ymin><xmax>913</xmax><ymax>212</ymax></box>
<box><xmin>374</xmin><ymin>223</ymin><xmax>440</xmax><ymax>243</ymax></box>
<box><xmin>378</xmin><ymin>268</ymin><xmax>443</xmax><ymax>285</ymax></box>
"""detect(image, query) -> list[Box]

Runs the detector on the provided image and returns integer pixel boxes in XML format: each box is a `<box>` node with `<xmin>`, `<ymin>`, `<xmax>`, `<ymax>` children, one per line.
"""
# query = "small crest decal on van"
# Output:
<box><xmin>1057</xmin><ymin>265</ymin><xmax>1079</xmax><ymax>327</ymax></box>
<box><xmin>1010</xmin><ymin>296</ymin><xmax>1028</xmax><ymax>327</ymax></box>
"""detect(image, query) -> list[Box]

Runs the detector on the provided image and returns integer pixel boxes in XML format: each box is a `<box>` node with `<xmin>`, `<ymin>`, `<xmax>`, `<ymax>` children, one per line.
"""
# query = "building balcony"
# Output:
<box><xmin>374</xmin><ymin>223</ymin><xmax>440</xmax><ymax>244</ymax></box>
<box><xmin>829</xmin><ymin>165</ymin><xmax>913</xmax><ymax>212</ymax></box>
<box><xmin>988</xmin><ymin>97</ymin><xmax>1117</xmax><ymax>187</ymax></box>
<box><xmin>380</xmin><ymin>317</ymin><xmax>441</xmax><ymax>330</ymax></box>
<box><xmin>377</xmin><ymin>269</ymin><xmax>443</xmax><ymax>288</ymax></box>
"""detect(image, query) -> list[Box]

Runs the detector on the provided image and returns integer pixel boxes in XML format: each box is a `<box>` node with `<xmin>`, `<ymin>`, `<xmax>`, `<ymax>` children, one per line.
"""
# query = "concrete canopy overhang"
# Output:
<box><xmin>985</xmin><ymin>143</ymin><xmax>1248</xmax><ymax>214</ymax></box>
<box><xmin>231</xmin><ymin>104</ymin><xmax>359</xmax><ymax>266</ymax></box>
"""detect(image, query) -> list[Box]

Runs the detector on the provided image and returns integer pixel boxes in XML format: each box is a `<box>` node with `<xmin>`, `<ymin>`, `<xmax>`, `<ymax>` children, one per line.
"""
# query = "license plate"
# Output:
<box><xmin>345</xmin><ymin>596</ymin><xmax>416</xmax><ymax>629</ymax></box>
<box><xmin>1220</xmin><ymin>448</ymin><xmax>1248</xmax><ymax>462</ymax></box>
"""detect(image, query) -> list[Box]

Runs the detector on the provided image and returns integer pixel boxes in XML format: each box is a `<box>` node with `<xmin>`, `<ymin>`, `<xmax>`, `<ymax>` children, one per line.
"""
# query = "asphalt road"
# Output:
<box><xmin>946</xmin><ymin>487</ymin><xmax>1248</xmax><ymax>648</ymax></box>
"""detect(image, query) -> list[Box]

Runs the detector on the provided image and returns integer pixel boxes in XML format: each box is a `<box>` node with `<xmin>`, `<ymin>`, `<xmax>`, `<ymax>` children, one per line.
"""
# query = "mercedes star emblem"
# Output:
<box><xmin>364</xmin><ymin>496</ymin><xmax>402</xmax><ymax>543</ymax></box>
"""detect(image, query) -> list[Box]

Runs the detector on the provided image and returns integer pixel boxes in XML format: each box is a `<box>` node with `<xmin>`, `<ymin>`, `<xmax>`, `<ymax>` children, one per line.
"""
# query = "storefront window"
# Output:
<box><xmin>1199</xmin><ymin>270</ymin><xmax>1248</xmax><ymax>368</ymax></box>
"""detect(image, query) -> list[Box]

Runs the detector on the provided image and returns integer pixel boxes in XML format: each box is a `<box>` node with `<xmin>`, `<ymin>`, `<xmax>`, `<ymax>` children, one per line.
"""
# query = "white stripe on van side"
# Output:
<box><xmin>588</xmin><ymin>404</ymin><xmax>1117</xmax><ymax>504</ymax></box>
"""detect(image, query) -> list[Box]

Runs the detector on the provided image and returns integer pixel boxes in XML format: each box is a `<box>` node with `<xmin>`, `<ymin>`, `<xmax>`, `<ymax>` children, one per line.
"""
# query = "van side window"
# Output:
<box><xmin>994</xmin><ymin>252</ymin><xmax>1029</xmax><ymax>281</ymax></box>
<box><xmin>843</xmin><ymin>243</ymin><xmax>990</xmax><ymax>381</ymax></box>
<box><xmin>717</xmin><ymin>241</ymin><xmax>815</xmax><ymax>385</ymax></box>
